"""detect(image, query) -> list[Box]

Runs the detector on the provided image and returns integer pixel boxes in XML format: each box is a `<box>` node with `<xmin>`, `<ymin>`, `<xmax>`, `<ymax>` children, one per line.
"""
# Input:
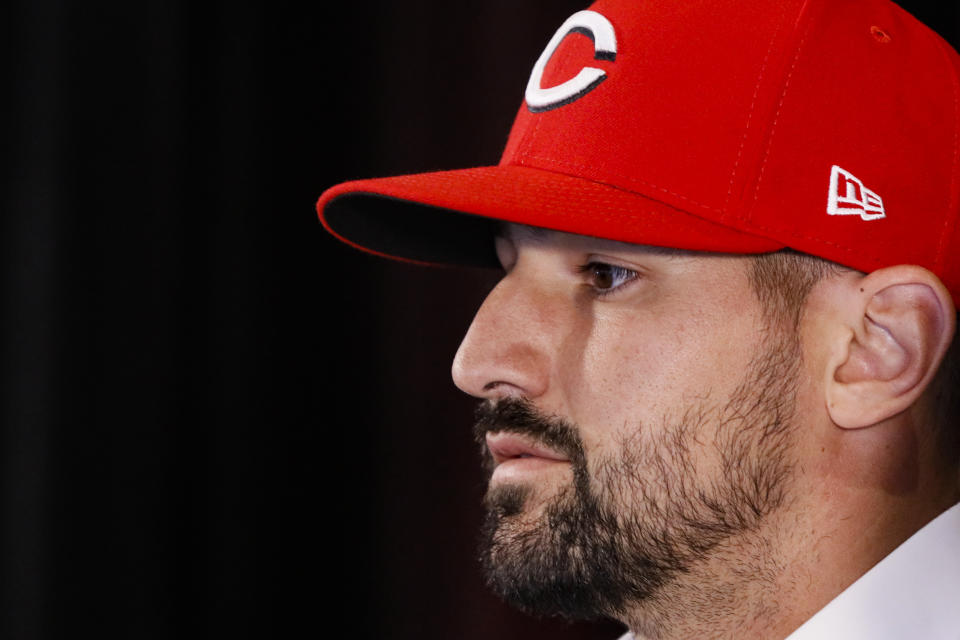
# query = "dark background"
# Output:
<box><xmin>2</xmin><ymin>1</ymin><xmax>957</xmax><ymax>638</ymax></box>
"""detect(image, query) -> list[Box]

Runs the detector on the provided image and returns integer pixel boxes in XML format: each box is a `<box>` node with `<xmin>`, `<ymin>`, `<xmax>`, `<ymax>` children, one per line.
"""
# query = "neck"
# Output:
<box><xmin>621</xmin><ymin>478</ymin><xmax>958</xmax><ymax>639</ymax></box>
<box><xmin>621</xmin><ymin>513</ymin><xmax>806</xmax><ymax>640</ymax></box>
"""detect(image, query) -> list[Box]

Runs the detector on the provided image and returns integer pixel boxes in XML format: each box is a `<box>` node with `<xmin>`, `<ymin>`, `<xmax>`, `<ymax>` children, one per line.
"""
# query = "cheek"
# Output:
<box><xmin>557</xmin><ymin>302</ymin><xmax>767</xmax><ymax>451</ymax></box>
<box><xmin>557</xmin><ymin>312</ymin><xmax>694</xmax><ymax>448</ymax></box>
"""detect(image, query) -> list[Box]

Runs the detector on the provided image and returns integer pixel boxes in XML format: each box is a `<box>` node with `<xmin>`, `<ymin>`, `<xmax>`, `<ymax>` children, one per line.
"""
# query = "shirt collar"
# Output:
<box><xmin>786</xmin><ymin>501</ymin><xmax>960</xmax><ymax>640</ymax></box>
<box><xmin>618</xmin><ymin>502</ymin><xmax>960</xmax><ymax>640</ymax></box>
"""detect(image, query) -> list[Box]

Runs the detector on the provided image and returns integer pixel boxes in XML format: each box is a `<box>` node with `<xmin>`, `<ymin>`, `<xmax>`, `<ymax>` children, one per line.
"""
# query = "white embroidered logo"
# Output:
<box><xmin>827</xmin><ymin>165</ymin><xmax>886</xmax><ymax>221</ymax></box>
<box><xmin>525</xmin><ymin>10</ymin><xmax>617</xmax><ymax>113</ymax></box>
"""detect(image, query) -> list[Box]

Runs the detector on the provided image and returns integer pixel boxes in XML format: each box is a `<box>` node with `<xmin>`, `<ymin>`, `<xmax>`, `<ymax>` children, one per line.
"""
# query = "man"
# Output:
<box><xmin>317</xmin><ymin>0</ymin><xmax>960</xmax><ymax>637</ymax></box>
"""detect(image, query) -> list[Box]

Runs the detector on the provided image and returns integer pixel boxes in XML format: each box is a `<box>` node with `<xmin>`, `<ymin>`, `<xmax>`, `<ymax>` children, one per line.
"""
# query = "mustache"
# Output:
<box><xmin>472</xmin><ymin>397</ymin><xmax>585</xmax><ymax>463</ymax></box>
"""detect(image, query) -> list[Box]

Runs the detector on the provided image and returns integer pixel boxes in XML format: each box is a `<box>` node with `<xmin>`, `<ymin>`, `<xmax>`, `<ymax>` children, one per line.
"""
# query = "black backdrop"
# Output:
<box><xmin>2</xmin><ymin>1</ymin><xmax>957</xmax><ymax>638</ymax></box>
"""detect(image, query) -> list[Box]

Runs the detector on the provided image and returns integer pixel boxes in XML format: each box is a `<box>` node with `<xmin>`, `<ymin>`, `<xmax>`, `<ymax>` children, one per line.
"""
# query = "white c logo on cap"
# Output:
<box><xmin>525</xmin><ymin>10</ymin><xmax>617</xmax><ymax>113</ymax></box>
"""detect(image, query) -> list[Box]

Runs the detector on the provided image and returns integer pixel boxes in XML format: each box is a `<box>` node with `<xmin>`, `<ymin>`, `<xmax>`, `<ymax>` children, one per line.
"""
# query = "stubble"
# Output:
<box><xmin>473</xmin><ymin>331</ymin><xmax>801</xmax><ymax>628</ymax></box>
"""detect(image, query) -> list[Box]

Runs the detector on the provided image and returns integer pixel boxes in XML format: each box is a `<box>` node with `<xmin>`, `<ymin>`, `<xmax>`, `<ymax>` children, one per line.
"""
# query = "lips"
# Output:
<box><xmin>485</xmin><ymin>431</ymin><xmax>571</xmax><ymax>466</ymax></box>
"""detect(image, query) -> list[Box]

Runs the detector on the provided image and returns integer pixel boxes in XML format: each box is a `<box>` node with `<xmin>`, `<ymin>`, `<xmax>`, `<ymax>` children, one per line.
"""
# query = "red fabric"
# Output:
<box><xmin>318</xmin><ymin>0</ymin><xmax>960</xmax><ymax>303</ymax></box>
<box><xmin>502</xmin><ymin>0</ymin><xmax>806</xmax><ymax>219</ymax></box>
<box><xmin>748</xmin><ymin>0</ymin><xmax>960</xmax><ymax>296</ymax></box>
<box><xmin>318</xmin><ymin>166</ymin><xmax>782</xmax><ymax>259</ymax></box>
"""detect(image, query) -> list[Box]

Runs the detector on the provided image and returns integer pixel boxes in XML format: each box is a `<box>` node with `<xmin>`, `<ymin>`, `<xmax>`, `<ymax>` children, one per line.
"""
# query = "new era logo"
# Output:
<box><xmin>827</xmin><ymin>165</ymin><xmax>885</xmax><ymax>221</ymax></box>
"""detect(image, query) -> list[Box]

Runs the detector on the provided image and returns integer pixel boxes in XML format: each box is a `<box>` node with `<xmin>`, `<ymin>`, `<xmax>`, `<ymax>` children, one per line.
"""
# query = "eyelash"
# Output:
<box><xmin>577</xmin><ymin>261</ymin><xmax>639</xmax><ymax>297</ymax></box>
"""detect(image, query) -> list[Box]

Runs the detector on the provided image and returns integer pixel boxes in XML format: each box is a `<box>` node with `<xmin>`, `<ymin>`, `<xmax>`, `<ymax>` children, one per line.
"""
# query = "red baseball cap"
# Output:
<box><xmin>318</xmin><ymin>0</ymin><xmax>960</xmax><ymax>302</ymax></box>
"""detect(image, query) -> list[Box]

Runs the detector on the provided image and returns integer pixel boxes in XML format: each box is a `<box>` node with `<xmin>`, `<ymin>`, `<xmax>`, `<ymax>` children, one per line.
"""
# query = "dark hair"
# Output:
<box><xmin>748</xmin><ymin>250</ymin><xmax>960</xmax><ymax>476</ymax></box>
<box><xmin>747</xmin><ymin>250</ymin><xmax>842</xmax><ymax>329</ymax></box>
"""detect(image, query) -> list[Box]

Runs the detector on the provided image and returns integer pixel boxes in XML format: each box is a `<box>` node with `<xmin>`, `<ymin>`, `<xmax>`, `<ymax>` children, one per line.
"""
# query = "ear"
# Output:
<box><xmin>826</xmin><ymin>266</ymin><xmax>955</xmax><ymax>429</ymax></box>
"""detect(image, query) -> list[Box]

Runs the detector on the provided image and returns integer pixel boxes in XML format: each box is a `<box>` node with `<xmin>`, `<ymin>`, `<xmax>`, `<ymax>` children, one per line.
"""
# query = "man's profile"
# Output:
<box><xmin>318</xmin><ymin>0</ymin><xmax>960</xmax><ymax>637</ymax></box>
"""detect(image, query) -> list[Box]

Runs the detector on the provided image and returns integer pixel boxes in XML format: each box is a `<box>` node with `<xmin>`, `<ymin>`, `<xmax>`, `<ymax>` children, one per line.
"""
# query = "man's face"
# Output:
<box><xmin>452</xmin><ymin>225</ymin><xmax>806</xmax><ymax>622</ymax></box>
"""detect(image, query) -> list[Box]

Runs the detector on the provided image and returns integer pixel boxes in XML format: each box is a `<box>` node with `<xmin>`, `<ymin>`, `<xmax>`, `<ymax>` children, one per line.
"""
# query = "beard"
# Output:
<box><xmin>473</xmin><ymin>335</ymin><xmax>800</xmax><ymax>623</ymax></box>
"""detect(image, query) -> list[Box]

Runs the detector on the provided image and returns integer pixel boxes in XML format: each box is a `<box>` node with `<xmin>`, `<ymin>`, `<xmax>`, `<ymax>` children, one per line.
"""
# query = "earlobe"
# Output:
<box><xmin>826</xmin><ymin>267</ymin><xmax>955</xmax><ymax>429</ymax></box>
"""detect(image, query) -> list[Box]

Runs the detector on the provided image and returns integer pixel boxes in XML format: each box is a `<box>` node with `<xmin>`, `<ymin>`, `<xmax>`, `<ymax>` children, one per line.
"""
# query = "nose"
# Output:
<box><xmin>451</xmin><ymin>271</ymin><xmax>556</xmax><ymax>400</ymax></box>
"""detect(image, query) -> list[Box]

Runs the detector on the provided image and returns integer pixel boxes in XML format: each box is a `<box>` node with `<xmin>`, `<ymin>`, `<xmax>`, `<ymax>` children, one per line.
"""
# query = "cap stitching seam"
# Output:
<box><xmin>325</xmin><ymin>175</ymin><xmax>786</xmax><ymax>246</ymax></box>
<box><xmin>723</xmin><ymin>0</ymin><xmax>791</xmax><ymax>217</ymax></box>
<box><xmin>514</xmin><ymin>153</ymin><xmax>723</xmax><ymax>213</ymax></box>
<box><xmin>390</xmin><ymin>168</ymin><xmax>724</xmax><ymax>226</ymax></box>
<box><xmin>750</xmin><ymin>5</ymin><xmax>817</xmax><ymax>207</ymax></box>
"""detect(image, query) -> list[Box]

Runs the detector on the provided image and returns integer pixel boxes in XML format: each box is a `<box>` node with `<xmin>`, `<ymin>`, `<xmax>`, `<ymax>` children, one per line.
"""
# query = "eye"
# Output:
<box><xmin>578</xmin><ymin>261</ymin><xmax>638</xmax><ymax>296</ymax></box>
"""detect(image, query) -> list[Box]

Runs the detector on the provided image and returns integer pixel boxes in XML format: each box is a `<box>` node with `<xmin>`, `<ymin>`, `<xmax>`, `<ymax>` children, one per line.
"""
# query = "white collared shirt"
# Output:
<box><xmin>617</xmin><ymin>502</ymin><xmax>960</xmax><ymax>640</ymax></box>
<box><xmin>785</xmin><ymin>501</ymin><xmax>960</xmax><ymax>639</ymax></box>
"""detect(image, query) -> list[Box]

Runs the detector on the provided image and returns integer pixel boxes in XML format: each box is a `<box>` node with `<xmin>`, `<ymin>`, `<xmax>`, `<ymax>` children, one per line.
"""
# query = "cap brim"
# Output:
<box><xmin>318</xmin><ymin>165</ymin><xmax>783</xmax><ymax>267</ymax></box>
